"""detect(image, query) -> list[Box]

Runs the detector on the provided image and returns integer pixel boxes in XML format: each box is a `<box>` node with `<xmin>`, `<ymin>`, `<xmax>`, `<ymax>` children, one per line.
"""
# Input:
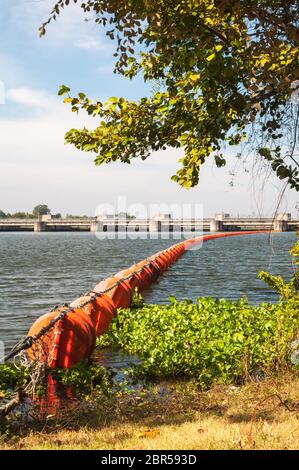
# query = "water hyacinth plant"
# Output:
<box><xmin>97</xmin><ymin>295</ymin><xmax>299</xmax><ymax>389</ymax></box>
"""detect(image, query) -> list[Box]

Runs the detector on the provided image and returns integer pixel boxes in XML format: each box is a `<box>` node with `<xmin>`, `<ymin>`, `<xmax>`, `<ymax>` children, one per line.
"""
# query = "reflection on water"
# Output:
<box><xmin>0</xmin><ymin>232</ymin><xmax>296</xmax><ymax>369</ymax></box>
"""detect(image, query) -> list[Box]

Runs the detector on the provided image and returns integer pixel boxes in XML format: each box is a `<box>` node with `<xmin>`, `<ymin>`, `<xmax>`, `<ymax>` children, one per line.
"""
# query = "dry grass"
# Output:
<box><xmin>2</xmin><ymin>372</ymin><xmax>299</xmax><ymax>450</ymax></box>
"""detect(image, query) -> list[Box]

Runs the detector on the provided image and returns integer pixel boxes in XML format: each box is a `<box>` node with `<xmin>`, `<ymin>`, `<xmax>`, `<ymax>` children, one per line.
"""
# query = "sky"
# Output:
<box><xmin>0</xmin><ymin>0</ymin><xmax>298</xmax><ymax>217</ymax></box>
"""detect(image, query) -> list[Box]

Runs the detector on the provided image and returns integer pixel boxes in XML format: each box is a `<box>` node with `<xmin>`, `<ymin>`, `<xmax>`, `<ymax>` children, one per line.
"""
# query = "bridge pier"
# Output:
<box><xmin>90</xmin><ymin>221</ymin><xmax>103</xmax><ymax>232</ymax></box>
<box><xmin>273</xmin><ymin>220</ymin><xmax>288</xmax><ymax>232</ymax></box>
<box><xmin>210</xmin><ymin>219</ymin><xmax>224</xmax><ymax>232</ymax></box>
<box><xmin>273</xmin><ymin>213</ymin><xmax>290</xmax><ymax>232</ymax></box>
<box><xmin>34</xmin><ymin>221</ymin><xmax>46</xmax><ymax>232</ymax></box>
<box><xmin>149</xmin><ymin>219</ymin><xmax>161</xmax><ymax>232</ymax></box>
<box><xmin>117</xmin><ymin>222</ymin><xmax>127</xmax><ymax>232</ymax></box>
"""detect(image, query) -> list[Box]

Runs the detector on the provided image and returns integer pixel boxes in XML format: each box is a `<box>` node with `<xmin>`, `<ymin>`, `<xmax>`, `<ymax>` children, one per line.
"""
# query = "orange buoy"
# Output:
<box><xmin>134</xmin><ymin>261</ymin><xmax>154</xmax><ymax>290</ymax></box>
<box><xmin>173</xmin><ymin>244</ymin><xmax>185</xmax><ymax>258</ymax></box>
<box><xmin>147</xmin><ymin>260</ymin><xmax>160</xmax><ymax>282</ymax></box>
<box><xmin>158</xmin><ymin>251</ymin><xmax>172</xmax><ymax>269</ymax></box>
<box><xmin>168</xmin><ymin>247</ymin><xmax>180</xmax><ymax>261</ymax></box>
<box><xmin>70</xmin><ymin>293</ymin><xmax>116</xmax><ymax>336</ymax></box>
<box><xmin>169</xmin><ymin>247</ymin><xmax>181</xmax><ymax>261</ymax></box>
<box><xmin>153</xmin><ymin>254</ymin><xmax>168</xmax><ymax>272</ymax></box>
<box><xmin>147</xmin><ymin>258</ymin><xmax>162</xmax><ymax>282</ymax></box>
<box><xmin>94</xmin><ymin>277</ymin><xmax>132</xmax><ymax>309</ymax></box>
<box><xmin>27</xmin><ymin>307</ymin><xmax>96</xmax><ymax>368</ymax></box>
<box><xmin>115</xmin><ymin>268</ymin><xmax>144</xmax><ymax>292</ymax></box>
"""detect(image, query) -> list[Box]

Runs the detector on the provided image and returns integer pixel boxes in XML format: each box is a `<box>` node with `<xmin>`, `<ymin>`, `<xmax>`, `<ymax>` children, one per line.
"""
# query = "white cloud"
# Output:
<box><xmin>5</xmin><ymin>86</ymin><xmax>106</xmax><ymax>120</ymax></box>
<box><xmin>8</xmin><ymin>0</ymin><xmax>113</xmax><ymax>53</ymax></box>
<box><xmin>7</xmin><ymin>87</ymin><xmax>57</xmax><ymax>110</ymax></box>
<box><xmin>95</xmin><ymin>63</ymin><xmax>115</xmax><ymax>75</ymax></box>
<box><xmin>9</xmin><ymin>0</ymin><xmax>83</xmax><ymax>39</ymax></box>
<box><xmin>0</xmin><ymin>52</ymin><xmax>27</xmax><ymax>88</ymax></box>
<box><xmin>75</xmin><ymin>36</ymin><xmax>112</xmax><ymax>53</ymax></box>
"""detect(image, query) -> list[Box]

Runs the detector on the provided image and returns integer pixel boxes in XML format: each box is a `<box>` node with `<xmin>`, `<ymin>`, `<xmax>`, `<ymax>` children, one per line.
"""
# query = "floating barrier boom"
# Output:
<box><xmin>14</xmin><ymin>231</ymin><xmax>266</xmax><ymax>368</ymax></box>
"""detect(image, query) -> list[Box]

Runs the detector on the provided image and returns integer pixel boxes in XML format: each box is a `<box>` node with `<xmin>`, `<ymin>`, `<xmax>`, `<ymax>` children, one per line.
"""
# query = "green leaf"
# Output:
<box><xmin>58</xmin><ymin>85</ymin><xmax>71</xmax><ymax>96</ymax></box>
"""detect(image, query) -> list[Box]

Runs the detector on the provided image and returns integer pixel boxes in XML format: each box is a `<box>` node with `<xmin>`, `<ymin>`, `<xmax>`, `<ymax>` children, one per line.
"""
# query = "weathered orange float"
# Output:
<box><xmin>70</xmin><ymin>293</ymin><xmax>116</xmax><ymax>336</ymax></box>
<box><xmin>147</xmin><ymin>260</ymin><xmax>161</xmax><ymax>282</ymax></box>
<box><xmin>93</xmin><ymin>277</ymin><xmax>132</xmax><ymax>309</ymax></box>
<box><xmin>147</xmin><ymin>259</ymin><xmax>162</xmax><ymax>283</ymax></box>
<box><xmin>27</xmin><ymin>307</ymin><xmax>96</xmax><ymax>368</ymax></box>
<box><xmin>26</xmin><ymin>231</ymin><xmax>267</xmax><ymax>368</ymax></box>
<box><xmin>133</xmin><ymin>261</ymin><xmax>154</xmax><ymax>290</ymax></box>
<box><xmin>150</xmin><ymin>255</ymin><xmax>167</xmax><ymax>273</ymax></box>
<box><xmin>114</xmin><ymin>268</ymin><xmax>144</xmax><ymax>292</ymax></box>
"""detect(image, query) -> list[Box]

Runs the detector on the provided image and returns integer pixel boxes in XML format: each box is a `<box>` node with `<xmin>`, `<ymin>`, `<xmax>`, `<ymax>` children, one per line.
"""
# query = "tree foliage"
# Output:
<box><xmin>32</xmin><ymin>204</ymin><xmax>51</xmax><ymax>216</ymax></box>
<box><xmin>0</xmin><ymin>211</ymin><xmax>35</xmax><ymax>219</ymax></box>
<box><xmin>42</xmin><ymin>1</ymin><xmax>299</xmax><ymax>189</ymax></box>
<box><xmin>0</xmin><ymin>207</ymin><xmax>52</xmax><ymax>219</ymax></box>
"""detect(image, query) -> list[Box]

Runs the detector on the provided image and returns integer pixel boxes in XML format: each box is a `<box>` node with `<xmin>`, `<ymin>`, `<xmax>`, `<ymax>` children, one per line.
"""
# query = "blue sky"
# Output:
<box><xmin>0</xmin><ymin>0</ymin><xmax>298</xmax><ymax>217</ymax></box>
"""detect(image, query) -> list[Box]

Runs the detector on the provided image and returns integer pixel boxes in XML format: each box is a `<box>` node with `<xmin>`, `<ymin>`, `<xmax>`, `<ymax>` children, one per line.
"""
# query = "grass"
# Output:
<box><xmin>2</xmin><ymin>371</ymin><xmax>299</xmax><ymax>450</ymax></box>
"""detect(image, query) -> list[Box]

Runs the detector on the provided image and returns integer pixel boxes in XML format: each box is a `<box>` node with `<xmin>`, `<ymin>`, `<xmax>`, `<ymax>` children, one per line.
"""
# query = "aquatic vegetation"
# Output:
<box><xmin>52</xmin><ymin>361</ymin><xmax>114</xmax><ymax>397</ymax></box>
<box><xmin>0</xmin><ymin>364</ymin><xmax>30</xmax><ymax>398</ymax></box>
<box><xmin>130</xmin><ymin>288</ymin><xmax>145</xmax><ymax>310</ymax></box>
<box><xmin>97</xmin><ymin>295</ymin><xmax>299</xmax><ymax>388</ymax></box>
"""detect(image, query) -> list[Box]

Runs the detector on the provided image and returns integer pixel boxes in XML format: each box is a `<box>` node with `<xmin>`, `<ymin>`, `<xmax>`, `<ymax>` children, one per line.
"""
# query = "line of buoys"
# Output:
<box><xmin>27</xmin><ymin>231</ymin><xmax>267</xmax><ymax>368</ymax></box>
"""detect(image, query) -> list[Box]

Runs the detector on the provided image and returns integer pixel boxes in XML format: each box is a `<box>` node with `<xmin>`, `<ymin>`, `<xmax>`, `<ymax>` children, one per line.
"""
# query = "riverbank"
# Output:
<box><xmin>2</xmin><ymin>372</ymin><xmax>299</xmax><ymax>450</ymax></box>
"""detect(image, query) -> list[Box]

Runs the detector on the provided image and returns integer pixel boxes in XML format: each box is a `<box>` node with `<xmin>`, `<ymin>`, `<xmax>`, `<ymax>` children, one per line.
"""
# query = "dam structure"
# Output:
<box><xmin>0</xmin><ymin>212</ymin><xmax>297</xmax><ymax>233</ymax></box>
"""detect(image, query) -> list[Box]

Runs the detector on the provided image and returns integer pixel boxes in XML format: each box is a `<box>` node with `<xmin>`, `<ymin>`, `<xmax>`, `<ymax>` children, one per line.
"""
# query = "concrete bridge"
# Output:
<box><xmin>0</xmin><ymin>213</ymin><xmax>297</xmax><ymax>232</ymax></box>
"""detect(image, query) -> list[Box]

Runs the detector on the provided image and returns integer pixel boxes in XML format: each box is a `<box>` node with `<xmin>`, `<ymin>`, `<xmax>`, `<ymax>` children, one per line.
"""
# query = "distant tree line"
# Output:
<box><xmin>0</xmin><ymin>205</ymin><xmax>61</xmax><ymax>219</ymax></box>
<box><xmin>0</xmin><ymin>206</ymin><xmax>137</xmax><ymax>219</ymax></box>
<box><xmin>64</xmin><ymin>212</ymin><xmax>136</xmax><ymax>219</ymax></box>
<box><xmin>65</xmin><ymin>214</ymin><xmax>90</xmax><ymax>219</ymax></box>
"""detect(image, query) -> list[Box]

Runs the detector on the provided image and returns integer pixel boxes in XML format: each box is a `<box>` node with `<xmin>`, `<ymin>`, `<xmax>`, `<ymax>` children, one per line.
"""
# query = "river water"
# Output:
<box><xmin>0</xmin><ymin>232</ymin><xmax>296</xmax><ymax>357</ymax></box>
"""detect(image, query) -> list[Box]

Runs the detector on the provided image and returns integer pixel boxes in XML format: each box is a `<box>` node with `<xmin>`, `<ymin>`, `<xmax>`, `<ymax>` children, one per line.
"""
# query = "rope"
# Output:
<box><xmin>3</xmin><ymin>247</ymin><xmax>176</xmax><ymax>363</ymax></box>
